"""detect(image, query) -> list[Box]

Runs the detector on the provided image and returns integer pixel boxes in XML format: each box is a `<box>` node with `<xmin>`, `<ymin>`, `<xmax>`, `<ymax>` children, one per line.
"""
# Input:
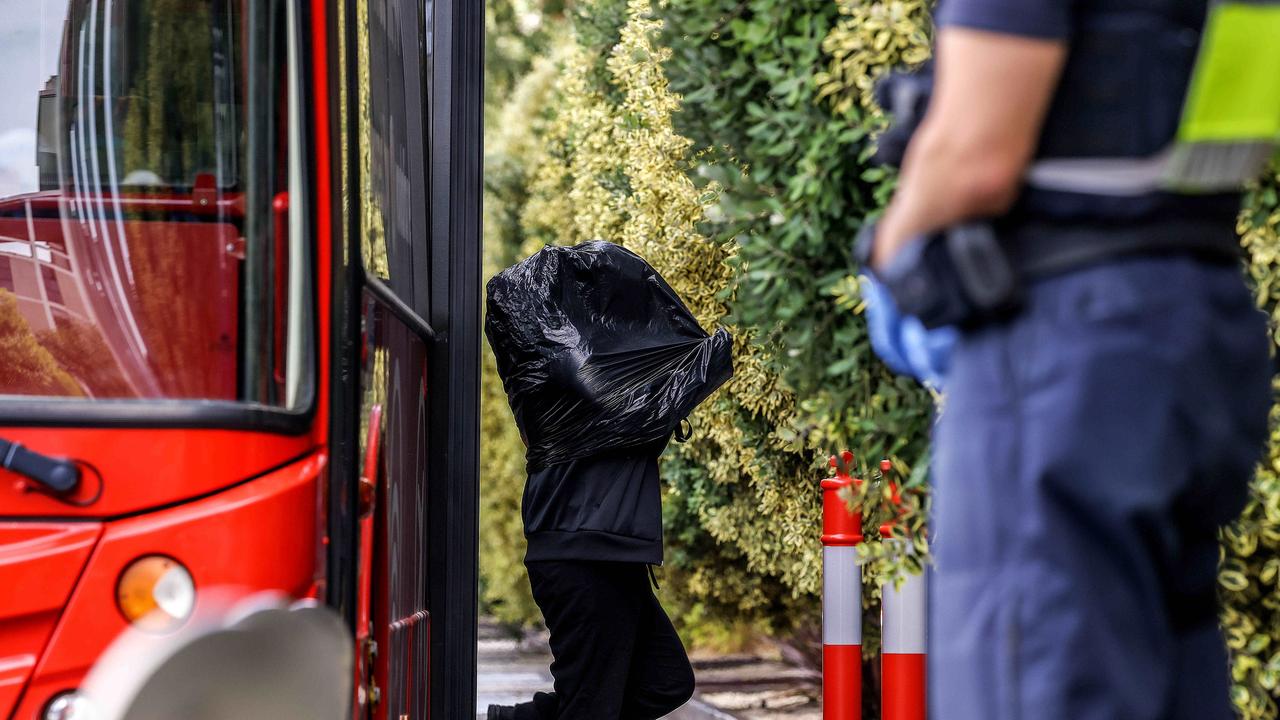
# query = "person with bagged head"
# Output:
<box><xmin>483</xmin><ymin>241</ymin><xmax>733</xmax><ymax>720</ymax></box>
<box><xmin>856</xmin><ymin>1</ymin><xmax>1279</xmax><ymax>718</ymax></box>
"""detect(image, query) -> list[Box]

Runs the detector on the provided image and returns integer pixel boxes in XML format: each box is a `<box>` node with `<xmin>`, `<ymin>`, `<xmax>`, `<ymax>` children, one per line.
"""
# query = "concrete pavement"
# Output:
<box><xmin>476</xmin><ymin>621</ymin><xmax>739</xmax><ymax>720</ymax></box>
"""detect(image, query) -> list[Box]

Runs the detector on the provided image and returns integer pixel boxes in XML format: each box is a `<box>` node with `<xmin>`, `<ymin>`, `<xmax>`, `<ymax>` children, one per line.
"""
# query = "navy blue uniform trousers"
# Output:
<box><xmin>512</xmin><ymin>561</ymin><xmax>695</xmax><ymax>720</ymax></box>
<box><xmin>932</xmin><ymin>256</ymin><xmax>1271</xmax><ymax>720</ymax></box>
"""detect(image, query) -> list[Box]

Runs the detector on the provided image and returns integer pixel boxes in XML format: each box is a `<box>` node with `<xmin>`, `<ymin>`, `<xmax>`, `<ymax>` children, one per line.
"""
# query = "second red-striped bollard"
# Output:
<box><xmin>878</xmin><ymin>459</ymin><xmax>927</xmax><ymax>720</ymax></box>
<box><xmin>880</xmin><ymin>536</ymin><xmax>926</xmax><ymax>719</ymax></box>
<box><xmin>822</xmin><ymin>451</ymin><xmax>862</xmax><ymax>720</ymax></box>
<box><xmin>882</xmin><ymin>572</ymin><xmax>927</xmax><ymax>720</ymax></box>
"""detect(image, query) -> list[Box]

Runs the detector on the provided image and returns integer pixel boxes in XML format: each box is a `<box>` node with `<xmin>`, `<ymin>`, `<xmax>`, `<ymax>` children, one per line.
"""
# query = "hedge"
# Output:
<box><xmin>482</xmin><ymin>1</ymin><xmax>1280</xmax><ymax>716</ymax></box>
<box><xmin>482</xmin><ymin>0</ymin><xmax>934</xmax><ymax>643</ymax></box>
<box><xmin>1227</xmin><ymin>171</ymin><xmax>1280</xmax><ymax>720</ymax></box>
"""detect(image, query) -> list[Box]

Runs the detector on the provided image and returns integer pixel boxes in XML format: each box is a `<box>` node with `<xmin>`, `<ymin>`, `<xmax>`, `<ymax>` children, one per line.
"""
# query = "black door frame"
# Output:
<box><xmin>325</xmin><ymin>0</ymin><xmax>482</xmax><ymax>717</ymax></box>
<box><xmin>425</xmin><ymin>0</ymin><xmax>484</xmax><ymax>717</ymax></box>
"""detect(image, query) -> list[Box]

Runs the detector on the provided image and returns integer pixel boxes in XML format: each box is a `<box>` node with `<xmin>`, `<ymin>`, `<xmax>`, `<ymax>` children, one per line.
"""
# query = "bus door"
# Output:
<box><xmin>341</xmin><ymin>0</ymin><xmax>482</xmax><ymax>718</ymax></box>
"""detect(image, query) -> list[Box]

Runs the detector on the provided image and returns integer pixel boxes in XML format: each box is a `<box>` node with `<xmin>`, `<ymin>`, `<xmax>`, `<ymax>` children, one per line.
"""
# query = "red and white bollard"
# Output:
<box><xmin>821</xmin><ymin>451</ymin><xmax>862</xmax><ymax>720</ymax></box>
<box><xmin>879</xmin><ymin>462</ymin><xmax>927</xmax><ymax>720</ymax></box>
<box><xmin>880</xmin><ymin>533</ymin><xmax>927</xmax><ymax>720</ymax></box>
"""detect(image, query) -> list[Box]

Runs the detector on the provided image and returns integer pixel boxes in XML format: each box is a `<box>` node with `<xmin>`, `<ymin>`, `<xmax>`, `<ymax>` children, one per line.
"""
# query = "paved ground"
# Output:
<box><xmin>690</xmin><ymin>654</ymin><xmax>819</xmax><ymax>720</ymax></box>
<box><xmin>476</xmin><ymin>621</ymin><xmax>820</xmax><ymax>720</ymax></box>
<box><xmin>475</xmin><ymin>622</ymin><xmax>551</xmax><ymax>715</ymax></box>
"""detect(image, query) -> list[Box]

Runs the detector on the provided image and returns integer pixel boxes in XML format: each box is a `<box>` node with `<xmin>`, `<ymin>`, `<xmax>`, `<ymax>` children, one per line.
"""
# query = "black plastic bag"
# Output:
<box><xmin>486</xmin><ymin>241</ymin><xmax>734</xmax><ymax>470</ymax></box>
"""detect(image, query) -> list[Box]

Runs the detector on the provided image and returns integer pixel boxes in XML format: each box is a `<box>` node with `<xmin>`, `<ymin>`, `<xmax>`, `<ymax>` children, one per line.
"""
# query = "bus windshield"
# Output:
<box><xmin>0</xmin><ymin>0</ymin><xmax>310</xmax><ymax>410</ymax></box>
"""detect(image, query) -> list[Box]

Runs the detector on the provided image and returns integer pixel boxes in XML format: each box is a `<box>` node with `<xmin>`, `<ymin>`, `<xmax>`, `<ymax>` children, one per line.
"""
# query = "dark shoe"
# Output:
<box><xmin>487</xmin><ymin>705</ymin><xmax>516</xmax><ymax>720</ymax></box>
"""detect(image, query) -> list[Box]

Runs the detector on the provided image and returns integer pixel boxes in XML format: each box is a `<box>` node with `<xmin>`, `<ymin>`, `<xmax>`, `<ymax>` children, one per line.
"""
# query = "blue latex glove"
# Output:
<box><xmin>860</xmin><ymin>272</ymin><xmax>957</xmax><ymax>389</ymax></box>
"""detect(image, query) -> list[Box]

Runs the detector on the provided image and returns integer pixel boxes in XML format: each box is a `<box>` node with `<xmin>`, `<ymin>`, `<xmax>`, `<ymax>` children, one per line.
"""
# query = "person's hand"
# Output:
<box><xmin>860</xmin><ymin>272</ymin><xmax>956</xmax><ymax>389</ymax></box>
<box><xmin>869</xmin><ymin>215</ymin><xmax>913</xmax><ymax>273</ymax></box>
<box><xmin>854</xmin><ymin>217</ymin><xmax>908</xmax><ymax>273</ymax></box>
<box><xmin>869</xmin><ymin>231</ymin><xmax>903</xmax><ymax>273</ymax></box>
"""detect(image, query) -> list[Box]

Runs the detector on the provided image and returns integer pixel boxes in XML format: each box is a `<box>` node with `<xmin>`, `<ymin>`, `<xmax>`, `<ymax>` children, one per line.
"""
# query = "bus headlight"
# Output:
<box><xmin>43</xmin><ymin>691</ymin><xmax>94</xmax><ymax>720</ymax></box>
<box><xmin>116</xmin><ymin>556</ymin><xmax>195</xmax><ymax>631</ymax></box>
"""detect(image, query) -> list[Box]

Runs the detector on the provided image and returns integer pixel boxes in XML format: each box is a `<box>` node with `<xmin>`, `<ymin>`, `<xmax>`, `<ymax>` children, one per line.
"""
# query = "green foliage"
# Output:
<box><xmin>482</xmin><ymin>0</ymin><xmax>936</xmax><ymax>654</ymax></box>
<box><xmin>486</xmin><ymin>0</ymin><xmax>566</xmax><ymax>110</ymax></box>
<box><xmin>660</xmin><ymin>0</ymin><xmax>934</xmax><ymax>463</ymax></box>
<box><xmin>816</xmin><ymin>0</ymin><xmax>932</xmax><ymax>115</ymax></box>
<box><xmin>122</xmin><ymin>0</ymin><xmax>217</xmax><ymax>183</ymax></box>
<box><xmin>1226</xmin><ymin>167</ymin><xmax>1280</xmax><ymax>720</ymax></box>
<box><xmin>479</xmin><ymin>0</ymin><xmax>564</xmax><ymax>628</ymax></box>
<box><xmin>655</xmin><ymin>0</ymin><xmax>936</xmax><ymax>633</ymax></box>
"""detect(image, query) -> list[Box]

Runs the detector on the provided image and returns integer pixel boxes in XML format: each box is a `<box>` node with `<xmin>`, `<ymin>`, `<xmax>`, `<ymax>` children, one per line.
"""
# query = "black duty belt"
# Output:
<box><xmin>858</xmin><ymin>218</ymin><xmax>1246</xmax><ymax>330</ymax></box>
<box><xmin>1002</xmin><ymin>219</ymin><xmax>1244</xmax><ymax>280</ymax></box>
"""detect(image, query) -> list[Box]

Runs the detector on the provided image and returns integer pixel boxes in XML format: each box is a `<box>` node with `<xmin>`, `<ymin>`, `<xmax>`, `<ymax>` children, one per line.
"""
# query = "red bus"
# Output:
<box><xmin>0</xmin><ymin>0</ymin><xmax>481</xmax><ymax>718</ymax></box>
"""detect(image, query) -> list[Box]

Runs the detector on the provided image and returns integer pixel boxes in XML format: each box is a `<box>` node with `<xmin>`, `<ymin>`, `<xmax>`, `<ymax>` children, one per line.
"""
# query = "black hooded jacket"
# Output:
<box><xmin>521</xmin><ymin>440</ymin><xmax>669</xmax><ymax>563</ymax></box>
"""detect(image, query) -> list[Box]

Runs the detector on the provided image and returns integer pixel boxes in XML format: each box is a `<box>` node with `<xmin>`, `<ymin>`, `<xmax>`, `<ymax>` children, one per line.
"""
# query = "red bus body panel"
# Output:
<box><xmin>0</xmin><ymin>2</ymin><xmax>352</xmax><ymax>717</ymax></box>
<box><xmin>0</xmin><ymin>429</ymin><xmax>315</xmax><ymax>518</ymax></box>
<box><xmin>4</xmin><ymin>451</ymin><xmax>325</xmax><ymax>719</ymax></box>
<box><xmin>0</xmin><ymin>524</ymin><xmax>101</xmax><ymax>715</ymax></box>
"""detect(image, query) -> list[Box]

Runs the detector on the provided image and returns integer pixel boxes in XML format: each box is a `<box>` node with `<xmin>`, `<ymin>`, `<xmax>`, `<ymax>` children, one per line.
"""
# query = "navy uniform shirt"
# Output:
<box><xmin>937</xmin><ymin>0</ymin><xmax>1070</xmax><ymax>38</ymax></box>
<box><xmin>933</xmin><ymin>0</ymin><xmax>1240</xmax><ymax>227</ymax></box>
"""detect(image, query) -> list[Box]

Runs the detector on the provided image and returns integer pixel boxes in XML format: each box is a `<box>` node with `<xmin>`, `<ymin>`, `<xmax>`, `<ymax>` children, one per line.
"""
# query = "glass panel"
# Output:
<box><xmin>359</xmin><ymin>290</ymin><xmax>429</xmax><ymax>719</ymax></box>
<box><xmin>0</xmin><ymin>0</ymin><xmax>310</xmax><ymax>408</ymax></box>
<box><xmin>358</xmin><ymin>0</ymin><xmax>428</xmax><ymax>311</ymax></box>
<box><xmin>357</xmin><ymin>0</ymin><xmax>391</xmax><ymax>283</ymax></box>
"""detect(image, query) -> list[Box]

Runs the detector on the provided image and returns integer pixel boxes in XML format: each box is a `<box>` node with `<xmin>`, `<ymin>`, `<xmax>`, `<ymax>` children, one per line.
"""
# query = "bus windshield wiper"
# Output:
<box><xmin>0</xmin><ymin>438</ymin><xmax>80</xmax><ymax>494</ymax></box>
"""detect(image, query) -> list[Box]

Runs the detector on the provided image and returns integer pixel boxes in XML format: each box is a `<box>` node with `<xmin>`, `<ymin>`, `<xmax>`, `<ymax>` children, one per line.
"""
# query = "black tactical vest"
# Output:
<box><xmin>1015</xmin><ymin>0</ymin><xmax>1240</xmax><ymax>225</ymax></box>
<box><xmin>1038</xmin><ymin>0</ymin><xmax>1206</xmax><ymax>159</ymax></box>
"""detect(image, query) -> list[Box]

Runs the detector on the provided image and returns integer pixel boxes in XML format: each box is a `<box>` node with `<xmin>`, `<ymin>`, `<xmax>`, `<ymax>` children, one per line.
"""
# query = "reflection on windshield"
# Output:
<box><xmin>0</xmin><ymin>0</ymin><xmax>295</xmax><ymax>406</ymax></box>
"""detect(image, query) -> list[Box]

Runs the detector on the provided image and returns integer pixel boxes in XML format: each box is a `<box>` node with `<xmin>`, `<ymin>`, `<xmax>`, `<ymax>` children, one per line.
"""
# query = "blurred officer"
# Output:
<box><xmin>860</xmin><ymin>0</ymin><xmax>1276</xmax><ymax>718</ymax></box>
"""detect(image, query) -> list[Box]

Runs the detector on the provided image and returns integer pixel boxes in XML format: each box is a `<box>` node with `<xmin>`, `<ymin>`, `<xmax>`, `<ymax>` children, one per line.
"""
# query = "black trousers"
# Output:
<box><xmin>514</xmin><ymin>561</ymin><xmax>695</xmax><ymax>720</ymax></box>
